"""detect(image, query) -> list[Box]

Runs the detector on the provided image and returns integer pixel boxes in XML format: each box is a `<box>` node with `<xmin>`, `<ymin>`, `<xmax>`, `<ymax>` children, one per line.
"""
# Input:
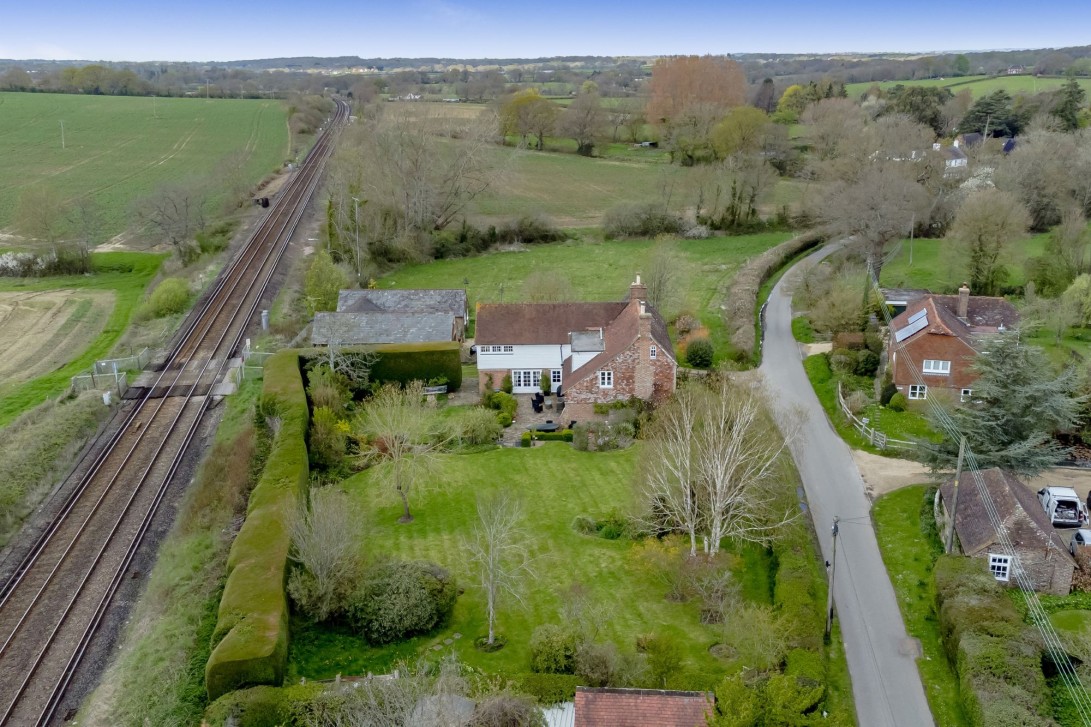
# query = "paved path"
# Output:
<box><xmin>760</xmin><ymin>243</ymin><xmax>935</xmax><ymax>727</ymax></box>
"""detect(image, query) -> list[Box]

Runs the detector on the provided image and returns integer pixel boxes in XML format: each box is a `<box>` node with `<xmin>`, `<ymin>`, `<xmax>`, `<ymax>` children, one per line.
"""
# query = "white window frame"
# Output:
<box><xmin>512</xmin><ymin>370</ymin><xmax>541</xmax><ymax>390</ymax></box>
<box><xmin>551</xmin><ymin>369</ymin><xmax>563</xmax><ymax>386</ymax></box>
<box><xmin>922</xmin><ymin>359</ymin><xmax>951</xmax><ymax>375</ymax></box>
<box><xmin>960</xmin><ymin>388</ymin><xmax>973</xmax><ymax>403</ymax></box>
<box><xmin>908</xmin><ymin>384</ymin><xmax>927</xmax><ymax>400</ymax></box>
<box><xmin>988</xmin><ymin>553</ymin><xmax>1011</xmax><ymax>582</ymax></box>
<box><xmin>650</xmin><ymin>345</ymin><xmax>657</xmax><ymax>359</ymax></box>
<box><xmin>598</xmin><ymin>370</ymin><xmax>613</xmax><ymax>388</ymax></box>
<box><xmin>502</xmin><ymin>345</ymin><xmax>514</xmax><ymax>353</ymax></box>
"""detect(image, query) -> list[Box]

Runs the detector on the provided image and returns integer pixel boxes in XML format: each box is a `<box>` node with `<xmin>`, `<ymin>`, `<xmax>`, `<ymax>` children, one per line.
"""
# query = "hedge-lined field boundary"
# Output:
<box><xmin>724</xmin><ymin>230</ymin><xmax>824</xmax><ymax>361</ymax></box>
<box><xmin>205</xmin><ymin>351</ymin><xmax>310</xmax><ymax>700</ymax></box>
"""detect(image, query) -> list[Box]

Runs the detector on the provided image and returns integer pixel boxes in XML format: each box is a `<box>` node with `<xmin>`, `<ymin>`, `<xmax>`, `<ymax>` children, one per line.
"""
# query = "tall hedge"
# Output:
<box><xmin>724</xmin><ymin>230</ymin><xmax>824</xmax><ymax>362</ymax></box>
<box><xmin>369</xmin><ymin>342</ymin><xmax>462</xmax><ymax>390</ymax></box>
<box><xmin>934</xmin><ymin>556</ymin><xmax>1053</xmax><ymax>726</ymax></box>
<box><xmin>205</xmin><ymin>351</ymin><xmax>310</xmax><ymax>700</ymax></box>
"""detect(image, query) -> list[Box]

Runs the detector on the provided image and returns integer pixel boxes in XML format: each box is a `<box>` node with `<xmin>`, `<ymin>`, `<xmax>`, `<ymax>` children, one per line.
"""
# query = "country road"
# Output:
<box><xmin>760</xmin><ymin>243</ymin><xmax>935</xmax><ymax>727</ymax></box>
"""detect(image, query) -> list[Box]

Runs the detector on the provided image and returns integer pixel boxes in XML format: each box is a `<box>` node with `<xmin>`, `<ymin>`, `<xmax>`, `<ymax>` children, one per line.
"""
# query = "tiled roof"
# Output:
<box><xmin>890</xmin><ymin>293</ymin><xmax>1019</xmax><ymax>347</ymax></box>
<box><xmin>311</xmin><ymin>311</ymin><xmax>454</xmax><ymax>345</ymax></box>
<box><xmin>939</xmin><ymin>468</ymin><xmax>1071</xmax><ymax>558</ymax></box>
<box><xmin>574</xmin><ymin>687</ymin><xmax>713</xmax><ymax>727</ymax></box>
<box><xmin>337</xmin><ymin>289</ymin><xmax>467</xmax><ymax>316</ymax></box>
<box><xmin>932</xmin><ymin>294</ymin><xmax>1020</xmax><ymax>330</ymax></box>
<box><xmin>564</xmin><ymin>300</ymin><xmax>673</xmax><ymax>388</ymax></box>
<box><xmin>474</xmin><ymin>302</ymin><xmax>628</xmax><ymax>345</ymax></box>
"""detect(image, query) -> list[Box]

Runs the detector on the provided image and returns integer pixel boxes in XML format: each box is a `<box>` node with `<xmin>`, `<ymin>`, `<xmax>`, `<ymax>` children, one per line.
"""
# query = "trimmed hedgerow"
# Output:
<box><xmin>204</xmin><ymin>683</ymin><xmax>323</xmax><ymax>727</ymax></box>
<box><xmin>205</xmin><ymin>351</ymin><xmax>310</xmax><ymax>700</ymax></box>
<box><xmin>724</xmin><ymin>230</ymin><xmax>824</xmax><ymax>362</ymax></box>
<box><xmin>520</xmin><ymin>430</ymin><xmax>574</xmax><ymax>447</ymax></box>
<box><xmin>370</xmin><ymin>342</ymin><xmax>462</xmax><ymax>391</ymax></box>
<box><xmin>933</xmin><ymin>556</ymin><xmax>1052</xmax><ymax>727</ymax></box>
<box><xmin>507</xmin><ymin>673</ymin><xmax>582</xmax><ymax>705</ymax></box>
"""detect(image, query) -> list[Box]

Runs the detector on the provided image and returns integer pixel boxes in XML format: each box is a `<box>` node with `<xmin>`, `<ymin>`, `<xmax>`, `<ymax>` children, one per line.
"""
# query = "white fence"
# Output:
<box><xmin>836</xmin><ymin>382</ymin><xmax>917</xmax><ymax>452</ymax></box>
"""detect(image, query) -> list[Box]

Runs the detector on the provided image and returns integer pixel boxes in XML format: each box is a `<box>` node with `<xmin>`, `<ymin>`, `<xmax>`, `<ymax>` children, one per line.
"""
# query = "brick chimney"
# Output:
<box><xmin>635</xmin><ymin>300</ymin><xmax>653</xmax><ymax>399</ymax></box>
<box><xmin>629</xmin><ymin>274</ymin><xmax>648</xmax><ymax>303</ymax></box>
<box><xmin>958</xmin><ymin>283</ymin><xmax>970</xmax><ymax>319</ymax></box>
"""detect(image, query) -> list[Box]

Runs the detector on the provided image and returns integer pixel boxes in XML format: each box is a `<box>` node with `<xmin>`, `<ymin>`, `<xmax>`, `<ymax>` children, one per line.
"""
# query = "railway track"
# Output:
<box><xmin>0</xmin><ymin>98</ymin><xmax>349</xmax><ymax>725</ymax></box>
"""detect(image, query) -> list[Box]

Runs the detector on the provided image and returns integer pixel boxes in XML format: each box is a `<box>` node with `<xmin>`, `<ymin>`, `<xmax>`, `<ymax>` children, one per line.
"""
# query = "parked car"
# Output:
<box><xmin>1070</xmin><ymin>529</ymin><xmax>1091</xmax><ymax>556</ymax></box>
<box><xmin>1038</xmin><ymin>487</ymin><xmax>1089</xmax><ymax>527</ymax></box>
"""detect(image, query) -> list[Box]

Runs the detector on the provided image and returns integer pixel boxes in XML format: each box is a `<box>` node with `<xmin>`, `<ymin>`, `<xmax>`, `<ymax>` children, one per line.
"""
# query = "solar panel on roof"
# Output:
<box><xmin>894</xmin><ymin>313</ymin><xmax>928</xmax><ymax>343</ymax></box>
<box><xmin>907</xmin><ymin>308</ymin><xmax>926</xmax><ymax>324</ymax></box>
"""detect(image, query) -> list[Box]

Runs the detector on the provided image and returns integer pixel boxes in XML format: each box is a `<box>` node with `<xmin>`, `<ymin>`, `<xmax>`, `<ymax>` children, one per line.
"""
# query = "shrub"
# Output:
<box><xmin>603</xmin><ymin>202</ymin><xmax>685</xmax><ymax>239</ymax></box>
<box><xmin>471</xmin><ymin>694</ymin><xmax>546</xmax><ymax>727</ymax></box>
<box><xmin>643</xmin><ymin>634</ymin><xmax>684</xmax><ymax>688</ymax></box>
<box><xmin>366</xmin><ymin>342</ymin><xmax>463</xmax><ymax>391</ymax></box>
<box><xmin>522</xmin><ymin>429</ymin><xmax>574</xmax><ymax>446</ymax></box>
<box><xmin>306</xmin><ymin>365</ymin><xmax>350</xmax><ymax>411</ymax></box>
<box><xmin>497</xmin><ymin>214</ymin><xmax>567</xmax><ymax>245</ymax></box>
<box><xmin>308</xmin><ymin>407</ymin><xmax>346</xmax><ymax>470</ymax></box>
<box><xmin>575</xmin><ymin>641</ymin><xmax>639</xmax><ymax>688</ymax></box>
<box><xmin>204</xmin><ymin>683</ymin><xmax>323</xmax><ymax>727</ymax></box>
<box><xmin>854</xmin><ymin>349</ymin><xmax>880</xmax><ymax>377</ymax></box>
<box><xmin>501</xmin><ymin>373</ymin><xmax>513</xmax><ymax>394</ymax></box>
<box><xmin>887</xmin><ymin>392</ymin><xmax>907</xmax><ymax>412</ymax></box>
<box><xmin>145</xmin><ymin>277</ymin><xmax>191</xmax><ymax>318</ymax></box>
<box><xmin>844</xmin><ymin>390</ymin><xmax>870</xmax><ymax>416</ymax></box>
<box><xmin>455</xmin><ymin>407</ymin><xmax>503</xmax><ymax>445</ymax></box>
<box><xmin>350</xmin><ymin>560</ymin><xmax>457</xmax><ymax>644</ymax></box>
<box><xmin>529</xmin><ymin>624</ymin><xmax>579</xmax><ymax>674</ymax></box>
<box><xmin>539</xmin><ymin>372</ymin><xmax>551</xmax><ymax>395</ymax></box>
<box><xmin>674</xmin><ymin>313</ymin><xmax>698</xmax><ymax>336</ymax></box>
<box><xmin>828</xmin><ymin>348</ymin><xmax>856</xmax><ymax>375</ymax></box>
<box><xmin>879</xmin><ymin>381</ymin><xmax>898</xmax><ymax>407</ymax></box>
<box><xmin>720</xmin><ymin>604</ymin><xmax>791</xmax><ymax>671</ymax></box>
<box><xmin>723</xmin><ymin>231</ymin><xmax>824</xmax><ymax>361</ymax></box>
<box><xmin>685</xmin><ymin>338</ymin><xmax>714</xmax><ymax>368</ymax></box>
<box><xmin>498</xmin><ymin>412</ymin><xmax>513</xmax><ymax>428</ymax></box>
<box><xmin>571</xmin><ymin>515</ymin><xmax>598</xmax><ymax>535</ymax></box>
<box><xmin>508</xmin><ymin>673</ymin><xmax>582</xmax><ymax>705</ymax></box>
<box><xmin>485</xmin><ymin>391</ymin><xmax>518</xmax><ymax>428</ymax></box>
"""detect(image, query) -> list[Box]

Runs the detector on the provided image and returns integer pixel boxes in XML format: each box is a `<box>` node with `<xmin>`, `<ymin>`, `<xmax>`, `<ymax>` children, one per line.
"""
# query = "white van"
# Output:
<box><xmin>1038</xmin><ymin>487</ymin><xmax>1088</xmax><ymax>527</ymax></box>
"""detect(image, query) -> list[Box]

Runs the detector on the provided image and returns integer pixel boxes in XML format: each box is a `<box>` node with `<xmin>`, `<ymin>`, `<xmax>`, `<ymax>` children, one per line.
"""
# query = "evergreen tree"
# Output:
<box><xmin>957</xmin><ymin>90</ymin><xmax>1022</xmax><ymax>137</ymax></box>
<box><xmin>1052</xmin><ymin>77</ymin><xmax>1087</xmax><ymax>132</ymax></box>
<box><xmin>925</xmin><ymin>334</ymin><xmax>1083</xmax><ymax>475</ymax></box>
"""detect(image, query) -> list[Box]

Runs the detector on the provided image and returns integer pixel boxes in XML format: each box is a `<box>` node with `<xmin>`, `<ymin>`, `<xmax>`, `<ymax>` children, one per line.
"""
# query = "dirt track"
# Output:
<box><xmin>0</xmin><ymin>289</ymin><xmax>114</xmax><ymax>392</ymax></box>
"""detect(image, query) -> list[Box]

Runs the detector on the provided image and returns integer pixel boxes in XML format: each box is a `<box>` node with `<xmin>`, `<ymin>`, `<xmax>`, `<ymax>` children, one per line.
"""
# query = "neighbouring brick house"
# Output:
<box><xmin>574</xmin><ymin>687</ymin><xmax>714</xmax><ymax>727</ymax></box>
<box><xmin>888</xmin><ymin>284</ymin><xmax>1019</xmax><ymax>403</ymax></box>
<box><xmin>311</xmin><ymin>289</ymin><xmax>468</xmax><ymax>346</ymax></box>
<box><xmin>474</xmin><ymin>277</ymin><xmax>677</xmax><ymax>424</ymax></box>
<box><xmin>936</xmin><ymin>468</ymin><xmax>1074</xmax><ymax>595</ymax></box>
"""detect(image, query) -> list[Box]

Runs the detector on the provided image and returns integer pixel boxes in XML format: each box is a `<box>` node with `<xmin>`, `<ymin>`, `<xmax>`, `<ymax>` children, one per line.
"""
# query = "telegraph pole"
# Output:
<box><xmin>825</xmin><ymin>515</ymin><xmax>840</xmax><ymax>638</ymax></box>
<box><xmin>945</xmin><ymin>437</ymin><xmax>967</xmax><ymax>554</ymax></box>
<box><xmin>60</xmin><ymin>120</ymin><xmax>65</xmax><ymax>149</ymax></box>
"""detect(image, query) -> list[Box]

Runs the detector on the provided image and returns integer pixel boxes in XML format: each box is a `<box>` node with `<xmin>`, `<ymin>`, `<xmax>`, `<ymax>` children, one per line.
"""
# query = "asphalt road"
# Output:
<box><xmin>760</xmin><ymin>243</ymin><xmax>935</xmax><ymax>727</ymax></box>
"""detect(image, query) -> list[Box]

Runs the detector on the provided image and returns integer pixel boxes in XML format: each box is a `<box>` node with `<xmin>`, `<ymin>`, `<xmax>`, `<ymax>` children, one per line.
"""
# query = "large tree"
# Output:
<box><xmin>948</xmin><ymin>188</ymin><xmax>1030</xmax><ymax>295</ymax></box>
<box><xmin>710</xmin><ymin>106</ymin><xmax>769</xmax><ymax>159</ymax></box>
<box><xmin>881</xmin><ymin>85</ymin><xmax>954</xmax><ymax>135</ymax></box>
<box><xmin>500</xmin><ymin>89</ymin><xmax>557</xmax><ymax>150</ymax></box>
<box><xmin>957</xmin><ymin>90</ymin><xmax>1025</xmax><ymax>137</ymax></box>
<box><xmin>1053</xmin><ymin>77</ymin><xmax>1088</xmax><ymax>132</ymax></box>
<box><xmin>131</xmin><ymin>180</ymin><xmax>207</xmax><ymax>261</ymax></box>
<box><xmin>925</xmin><ymin>335</ymin><xmax>1083</xmax><ymax>476</ymax></box>
<box><xmin>559</xmin><ymin>90</ymin><xmax>605</xmax><ymax>156</ymax></box>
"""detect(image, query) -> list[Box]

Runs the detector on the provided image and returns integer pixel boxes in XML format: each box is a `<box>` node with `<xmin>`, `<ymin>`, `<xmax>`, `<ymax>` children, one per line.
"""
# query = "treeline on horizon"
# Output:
<box><xmin>3</xmin><ymin>44</ymin><xmax>1091</xmax><ymax>101</ymax></box>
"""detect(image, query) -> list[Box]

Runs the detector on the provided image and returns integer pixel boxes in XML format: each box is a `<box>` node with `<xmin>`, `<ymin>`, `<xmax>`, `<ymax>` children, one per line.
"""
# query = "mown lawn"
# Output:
<box><xmin>0</xmin><ymin>251</ymin><xmax>164</xmax><ymax>426</ymax></box>
<box><xmin>873</xmin><ymin>485</ymin><xmax>968</xmax><ymax>727</ymax></box>
<box><xmin>290</xmin><ymin>444</ymin><xmax>744</xmax><ymax>681</ymax></box>
<box><xmin>378</xmin><ymin>232</ymin><xmax>791</xmax><ymax>364</ymax></box>
<box><xmin>0</xmin><ymin>92</ymin><xmax>289</xmax><ymax>237</ymax></box>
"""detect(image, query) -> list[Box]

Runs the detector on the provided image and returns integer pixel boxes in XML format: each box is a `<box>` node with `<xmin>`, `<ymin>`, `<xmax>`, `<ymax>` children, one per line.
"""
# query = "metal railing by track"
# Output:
<box><xmin>0</xmin><ymin>99</ymin><xmax>349</xmax><ymax>726</ymax></box>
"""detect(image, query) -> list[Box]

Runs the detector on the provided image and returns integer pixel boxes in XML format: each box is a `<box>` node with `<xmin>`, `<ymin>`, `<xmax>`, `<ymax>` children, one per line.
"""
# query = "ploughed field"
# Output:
<box><xmin>0</xmin><ymin>92</ymin><xmax>289</xmax><ymax>238</ymax></box>
<box><xmin>0</xmin><ymin>289</ymin><xmax>114</xmax><ymax>395</ymax></box>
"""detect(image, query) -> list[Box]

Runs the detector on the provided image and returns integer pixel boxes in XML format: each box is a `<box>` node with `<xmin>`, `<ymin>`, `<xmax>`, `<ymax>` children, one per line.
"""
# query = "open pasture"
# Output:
<box><xmin>845</xmin><ymin>74</ymin><xmax>1091</xmax><ymax>99</ymax></box>
<box><xmin>0</xmin><ymin>92</ymin><xmax>289</xmax><ymax>239</ymax></box>
<box><xmin>0</xmin><ymin>289</ymin><xmax>115</xmax><ymax>395</ymax></box>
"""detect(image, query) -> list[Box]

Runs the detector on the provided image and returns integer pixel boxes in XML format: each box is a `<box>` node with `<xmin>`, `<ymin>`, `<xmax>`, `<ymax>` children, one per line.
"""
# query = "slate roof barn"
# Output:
<box><xmin>311</xmin><ymin>288</ymin><xmax>468</xmax><ymax>346</ymax></box>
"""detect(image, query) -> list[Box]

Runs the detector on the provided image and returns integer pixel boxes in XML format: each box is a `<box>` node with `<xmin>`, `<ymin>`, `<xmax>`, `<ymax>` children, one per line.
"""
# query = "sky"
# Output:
<box><xmin>0</xmin><ymin>0</ymin><xmax>1087</xmax><ymax>62</ymax></box>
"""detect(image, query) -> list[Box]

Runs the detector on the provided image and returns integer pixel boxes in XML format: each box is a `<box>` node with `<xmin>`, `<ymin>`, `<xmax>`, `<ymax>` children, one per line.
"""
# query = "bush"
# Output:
<box><xmin>723</xmin><ymin>231</ymin><xmax>824</xmax><ymax>361</ymax></box>
<box><xmin>308</xmin><ymin>407</ymin><xmax>346</xmax><ymax>470</ymax></box>
<box><xmin>521</xmin><ymin>429</ymin><xmax>574</xmax><ymax>446</ymax></box>
<box><xmin>501</xmin><ymin>373</ymin><xmax>513</xmax><ymax>394</ymax></box>
<box><xmin>529</xmin><ymin>624</ymin><xmax>579</xmax><ymax>674</ymax></box>
<box><xmin>471</xmin><ymin>694</ymin><xmax>546</xmax><ymax>727</ymax></box>
<box><xmin>498</xmin><ymin>412</ymin><xmax>513</xmax><ymax>428</ymax></box>
<box><xmin>571</xmin><ymin>515</ymin><xmax>598</xmax><ymax>535</ymax></box>
<box><xmin>306</xmin><ymin>365</ymin><xmax>350</xmax><ymax>411</ymax></box>
<box><xmin>828</xmin><ymin>348</ymin><xmax>856</xmax><ymax>375</ymax></box>
<box><xmin>844</xmin><ymin>390</ymin><xmax>870</xmax><ymax>416</ymax></box>
<box><xmin>887</xmin><ymin>393</ymin><xmax>907</xmax><ymax>412</ymax></box>
<box><xmin>539</xmin><ymin>372</ymin><xmax>552</xmax><ymax>395</ymax></box>
<box><xmin>603</xmin><ymin>202</ymin><xmax>684</xmax><ymax>239</ymax></box>
<box><xmin>350</xmin><ymin>560</ymin><xmax>457</xmax><ymax>644</ymax></box>
<box><xmin>145</xmin><ymin>277</ymin><xmax>191</xmax><ymax>318</ymax></box>
<box><xmin>508</xmin><ymin>673</ymin><xmax>582</xmax><ymax>705</ymax></box>
<box><xmin>643</xmin><ymin>634</ymin><xmax>684</xmax><ymax>689</ymax></box>
<box><xmin>575</xmin><ymin>641</ymin><xmax>635</xmax><ymax>688</ymax></box>
<box><xmin>854</xmin><ymin>349</ymin><xmax>880</xmax><ymax>377</ymax></box>
<box><xmin>879</xmin><ymin>381</ymin><xmax>898</xmax><ymax>407</ymax></box>
<box><xmin>204</xmin><ymin>683</ymin><xmax>323</xmax><ymax>727</ymax></box>
<box><xmin>497</xmin><ymin>214</ymin><xmax>568</xmax><ymax>245</ymax></box>
<box><xmin>685</xmin><ymin>338</ymin><xmax>714</xmax><ymax>368</ymax></box>
<box><xmin>455</xmin><ymin>407</ymin><xmax>503</xmax><ymax>445</ymax></box>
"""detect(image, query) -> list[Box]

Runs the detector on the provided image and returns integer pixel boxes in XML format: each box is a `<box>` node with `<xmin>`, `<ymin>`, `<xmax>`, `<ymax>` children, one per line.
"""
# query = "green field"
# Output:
<box><xmin>0</xmin><ymin>251</ymin><xmax>163</xmax><ymax>425</ymax></box>
<box><xmin>291</xmin><ymin>444</ymin><xmax>738</xmax><ymax>679</ymax></box>
<box><xmin>0</xmin><ymin>92</ymin><xmax>289</xmax><ymax>238</ymax></box>
<box><xmin>377</xmin><ymin>232</ymin><xmax>791</xmax><ymax>361</ymax></box>
<box><xmin>879</xmin><ymin>232</ymin><xmax>1050</xmax><ymax>293</ymax></box>
<box><xmin>845</xmin><ymin>75</ymin><xmax>1091</xmax><ymax>99</ymax></box>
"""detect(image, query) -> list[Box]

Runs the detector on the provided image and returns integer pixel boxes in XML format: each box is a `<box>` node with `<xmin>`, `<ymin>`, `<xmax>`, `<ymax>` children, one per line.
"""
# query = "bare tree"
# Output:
<box><xmin>641</xmin><ymin>379</ymin><xmax>797</xmax><ymax>557</ymax></box>
<box><xmin>15</xmin><ymin>185</ymin><xmax>68</xmax><ymax>248</ymax></box>
<box><xmin>356</xmin><ymin>381</ymin><xmax>449</xmax><ymax>523</ymax></box>
<box><xmin>560</xmin><ymin>90</ymin><xmax>605</xmax><ymax>156</ymax></box>
<box><xmin>287</xmin><ymin>488</ymin><xmax>366</xmax><ymax>622</ymax></box>
<box><xmin>643</xmin><ymin>244</ymin><xmax>683</xmax><ymax>314</ymax></box>
<box><xmin>132</xmin><ymin>180</ymin><xmax>207</xmax><ymax>261</ymax></box>
<box><xmin>464</xmin><ymin>490</ymin><xmax>536</xmax><ymax>646</ymax></box>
